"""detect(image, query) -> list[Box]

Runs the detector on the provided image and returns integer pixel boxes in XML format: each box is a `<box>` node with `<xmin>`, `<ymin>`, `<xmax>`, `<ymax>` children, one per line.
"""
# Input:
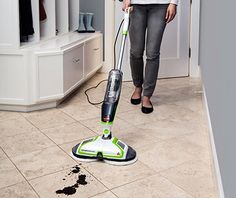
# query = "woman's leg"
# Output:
<box><xmin>129</xmin><ymin>5</ymin><xmax>147</xmax><ymax>98</ymax></box>
<box><xmin>143</xmin><ymin>4</ymin><xmax>168</xmax><ymax>105</ymax></box>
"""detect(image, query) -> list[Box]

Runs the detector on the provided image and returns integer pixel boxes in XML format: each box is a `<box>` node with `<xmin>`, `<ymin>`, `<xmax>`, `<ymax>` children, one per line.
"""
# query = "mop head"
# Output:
<box><xmin>71</xmin><ymin>136</ymin><xmax>137</xmax><ymax>166</ymax></box>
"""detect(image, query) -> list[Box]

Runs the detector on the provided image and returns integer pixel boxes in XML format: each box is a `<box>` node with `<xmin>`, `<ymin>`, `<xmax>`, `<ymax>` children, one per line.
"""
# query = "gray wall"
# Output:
<box><xmin>200</xmin><ymin>0</ymin><xmax>236</xmax><ymax>197</ymax></box>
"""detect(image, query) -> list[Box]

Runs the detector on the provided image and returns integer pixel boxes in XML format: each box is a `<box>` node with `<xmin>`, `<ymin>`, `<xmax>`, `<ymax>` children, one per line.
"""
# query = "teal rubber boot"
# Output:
<box><xmin>77</xmin><ymin>13</ymin><xmax>86</xmax><ymax>33</ymax></box>
<box><xmin>85</xmin><ymin>13</ymin><xmax>95</xmax><ymax>33</ymax></box>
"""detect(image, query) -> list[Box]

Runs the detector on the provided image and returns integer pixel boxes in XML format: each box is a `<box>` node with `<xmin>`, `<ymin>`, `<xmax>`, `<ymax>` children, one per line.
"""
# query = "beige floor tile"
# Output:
<box><xmin>117</xmin><ymin>109</ymin><xmax>165</xmax><ymax>126</ymax></box>
<box><xmin>23</xmin><ymin>109</ymin><xmax>75</xmax><ymax>130</ymax></box>
<box><xmin>0</xmin><ymin>158</ymin><xmax>25</xmax><ymax>189</ymax></box>
<box><xmin>83</xmin><ymin>161</ymin><xmax>155</xmax><ymax>189</ymax></box>
<box><xmin>115</xmin><ymin>126</ymin><xmax>162</xmax><ymax>149</ymax></box>
<box><xmin>30</xmin><ymin>167</ymin><xmax>107</xmax><ymax>198</ymax></box>
<box><xmin>57</xmin><ymin>94</ymin><xmax>84</xmax><ymax>108</ymax></box>
<box><xmin>0</xmin><ymin>117</ymin><xmax>37</xmax><ymax>138</ymax></box>
<box><xmin>206</xmin><ymin>192</ymin><xmax>218</xmax><ymax>198</ymax></box>
<box><xmin>0</xmin><ymin>131</ymin><xmax>55</xmax><ymax>157</ymax></box>
<box><xmin>60</xmin><ymin>102</ymin><xmax>101</xmax><ymax>121</ymax></box>
<box><xmin>0</xmin><ymin>147</ymin><xmax>7</xmax><ymax>160</ymax></box>
<box><xmin>0</xmin><ymin>181</ymin><xmax>38</xmax><ymax>198</ymax></box>
<box><xmin>73</xmin><ymin>82</ymin><xmax>104</xmax><ymax>102</ymax></box>
<box><xmin>173</xmin><ymin>84</ymin><xmax>202</xmax><ymax>97</ymax></box>
<box><xmin>83</xmin><ymin>85</ymin><xmax>106</xmax><ymax>102</ymax></box>
<box><xmin>112</xmin><ymin>174</ymin><xmax>193</xmax><ymax>198</ymax></box>
<box><xmin>86</xmin><ymin>73</ymin><xmax>108</xmax><ymax>86</ymax></box>
<box><xmin>11</xmin><ymin>146</ymin><xmax>75</xmax><ymax>180</ymax></box>
<box><xmin>152</xmin><ymin>90</ymin><xmax>189</xmax><ymax>106</ymax></box>
<box><xmin>158</xmin><ymin>104</ymin><xmax>204</xmax><ymax>123</ymax></box>
<box><xmin>134</xmin><ymin>119</ymin><xmax>201</xmax><ymax>141</ymax></box>
<box><xmin>117</xmin><ymin>103</ymin><xmax>203</xmax><ymax>127</ymax></box>
<box><xmin>171</xmin><ymin>136</ymin><xmax>211</xmax><ymax>162</ymax></box>
<box><xmin>59</xmin><ymin>140</ymin><xmax>82</xmax><ymax>156</ymax></box>
<box><xmin>42</xmin><ymin>122</ymin><xmax>96</xmax><ymax>145</ymax></box>
<box><xmin>95</xmin><ymin>98</ymin><xmax>138</xmax><ymax>113</ymax></box>
<box><xmin>178</xmin><ymin>132</ymin><xmax>211</xmax><ymax>150</ymax></box>
<box><xmin>0</xmin><ymin>111</ymin><xmax>21</xmax><ymax>122</ymax></box>
<box><xmin>157</xmin><ymin>77</ymin><xmax>192</xmax><ymax>88</ymax></box>
<box><xmin>116</xmin><ymin>100</ymin><xmax>139</xmax><ymax>113</ymax></box>
<box><xmin>173</xmin><ymin>96</ymin><xmax>204</xmax><ymax>113</ymax></box>
<box><xmin>58</xmin><ymin>140</ymin><xmax>96</xmax><ymax>169</ymax></box>
<box><xmin>137</xmin><ymin>139</ymin><xmax>196</xmax><ymax>172</ymax></box>
<box><xmin>160</xmin><ymin>160</ymin><xmax>216</xmax><ymax>198</ymax></box>
<box><xmin>57</xmin><ymin>84</ymin><xmax>96</xmax><ymax>108</ymax></box>
<box><xmin>79</xmin><ymin>116</ymin><xmax>133</xmax><ymax>135</ymax></box>
<box><xmin>91</xmin><ymin>191</ymin><xmax>117</xmax><ymax>198</ymax></box>
<box><xmin>120</xmin><ymin>84</ymin><xmax>136</xmax><ymax>103</ymax></box>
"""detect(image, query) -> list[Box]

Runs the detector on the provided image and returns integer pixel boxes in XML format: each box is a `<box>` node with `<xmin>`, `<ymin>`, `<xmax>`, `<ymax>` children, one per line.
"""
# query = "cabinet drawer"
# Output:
<box><xmin>84</xmin><ymin>37</ymin><xmax>102</xmax><ymax>76</ymax></box>
<box><xmin>63</xmin><ymin>44</ymin><xmax>84</xmax><ymax>93</ymax></box>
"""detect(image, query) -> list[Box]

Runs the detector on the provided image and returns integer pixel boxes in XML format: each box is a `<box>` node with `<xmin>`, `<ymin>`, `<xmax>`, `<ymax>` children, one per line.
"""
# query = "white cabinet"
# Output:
<box><xmin>0</xmin><ymin>32</ymin><xmax>103</xmax><ymax>112</ymax></box>
<box><xmin>0</xmin><ymin>0</ymin><xmax>104</xmax><ymax>112</ymax></box>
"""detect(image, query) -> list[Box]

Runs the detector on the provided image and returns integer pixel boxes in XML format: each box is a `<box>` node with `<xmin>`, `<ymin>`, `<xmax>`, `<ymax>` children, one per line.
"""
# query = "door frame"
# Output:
<box><xmin>103</xmin><ymin>0</ymin><xmax>200</xmax><ymax>78</ymax></box>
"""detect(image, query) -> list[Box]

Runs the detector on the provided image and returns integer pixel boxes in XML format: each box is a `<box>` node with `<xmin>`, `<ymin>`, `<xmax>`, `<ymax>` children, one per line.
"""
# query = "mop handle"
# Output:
<box><xmin>116</xmin><ymin>7</ymin><xmax>132</xmax><ymax>71</ymax></box>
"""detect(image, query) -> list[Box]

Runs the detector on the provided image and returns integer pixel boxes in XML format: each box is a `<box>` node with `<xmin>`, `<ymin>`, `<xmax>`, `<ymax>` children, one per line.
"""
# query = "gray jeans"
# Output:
<box><xmin>129</xmin><ymin>4</ymin><xmax>168</xmax><ymax>97</ymax></box>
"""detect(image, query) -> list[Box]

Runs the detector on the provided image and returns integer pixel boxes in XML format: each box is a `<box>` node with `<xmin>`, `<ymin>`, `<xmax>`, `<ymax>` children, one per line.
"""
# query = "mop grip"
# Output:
<box><xmin>122</xmin><ymin>7</ymin><xmax>132</xmax><ymax>35</ymax></box>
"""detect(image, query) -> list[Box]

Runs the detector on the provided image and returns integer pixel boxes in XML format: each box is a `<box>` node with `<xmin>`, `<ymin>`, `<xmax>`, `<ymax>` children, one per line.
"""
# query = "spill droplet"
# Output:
<box><xmin>56</xmin><ymin>186</ymin><xmax>76</xmax><ymax>196</ymax></box>
<box><xmin>71</xmin><ymin>166</ymin><xmax>80</xmax><ymax>174</ymax></box>
<box><xmin>77</xmin><ymin>175</ymin><xmax>87</xmax><ymax>185</ymax></box>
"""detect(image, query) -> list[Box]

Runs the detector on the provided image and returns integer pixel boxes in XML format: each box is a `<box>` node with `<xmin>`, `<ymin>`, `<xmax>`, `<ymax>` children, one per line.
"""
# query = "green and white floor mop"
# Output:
<box><xmin>72</xmin><ymin>8</ymin><xmax>137</xmax><ymax>166</ymax></box>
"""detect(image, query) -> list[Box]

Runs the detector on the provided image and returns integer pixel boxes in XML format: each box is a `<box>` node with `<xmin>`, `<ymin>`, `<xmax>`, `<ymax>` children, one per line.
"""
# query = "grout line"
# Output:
<box><xmin>27</xmin><ymin>166</ymin><xmax>76</xmax><ymax>182</ymax></box>
<box><xmin>110</xmin><ymin>191</ymin><xmax>120</xmax><ymax>198</ymax></box>
<box><xmin>0</xmin><ymin>181</ymin><xmax>28</xmax><ymax>192</ymax></box>
<box><xmin>108</xmin><ymin>172</ymin><xmax>161</xmax><ymax>192</ymax></box>
<box><xmin>88</xmin><ymin>190</ymin><xmax>119</xmax><ymax>198</ymax></box>
<box><xmin>1</xmin><ymin>149</ymin><xmax>41</xmax><ymax>198</ymax></box>
<box><xmin>22</xmin><ymin>112</ymin><xmax>78</xmax><ymax>131</ymax></box>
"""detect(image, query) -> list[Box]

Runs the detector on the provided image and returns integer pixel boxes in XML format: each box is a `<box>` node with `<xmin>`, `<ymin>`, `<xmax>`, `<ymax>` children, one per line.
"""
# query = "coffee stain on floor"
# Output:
<box><xmin>56</xmin><ymin>165</ymin><xmax>88</xmax><ymax>196</ymax></box>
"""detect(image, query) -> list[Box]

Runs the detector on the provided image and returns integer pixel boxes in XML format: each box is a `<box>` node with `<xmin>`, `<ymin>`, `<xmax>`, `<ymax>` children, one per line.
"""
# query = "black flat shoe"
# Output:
<box><xmin>141</xmin><ymin>102</ymin><xmax>154</xmax><ymax>114</ymax></box>
<box><xmin>130</xmin><ymin>98</ymin><xmax>141</xmax><ymax>105</ymax></box>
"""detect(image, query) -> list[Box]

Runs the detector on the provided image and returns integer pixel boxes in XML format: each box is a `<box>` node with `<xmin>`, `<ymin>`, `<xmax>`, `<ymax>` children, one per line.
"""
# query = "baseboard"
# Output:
<box><xmin>202</xmin><ymin>86</ymin><xmax>225</xmax><ymax>198</ymax></box>
<box><xmin>190</xmin><ymin>64</ymin><xmax>201</xmax><ymax>78</ymax></box>
<box><xmin>0</xmin><ymin>101</ymin><xmax>57</xmax><ymax>112</ymax></box>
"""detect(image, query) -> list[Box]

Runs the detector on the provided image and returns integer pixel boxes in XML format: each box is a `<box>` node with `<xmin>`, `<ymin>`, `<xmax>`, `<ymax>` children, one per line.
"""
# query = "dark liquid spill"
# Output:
<box><xmin>77</xmin><ymin>175</ymin><xmax>87</xmax><ymax>185</ymax></box>
<box><xmin>56</xmin><ymin>187</ymin><xmax>76</xmax><ymax>196</ymax></box>
<box><xmin>71</xmin><ymin>166</ymin><xmax>80</xmax><ymax>173</ymax></box>
<box><xmin>56</xmin><ymin>165</ymin><xmax>88</xmax><ymax>196</ymax></box>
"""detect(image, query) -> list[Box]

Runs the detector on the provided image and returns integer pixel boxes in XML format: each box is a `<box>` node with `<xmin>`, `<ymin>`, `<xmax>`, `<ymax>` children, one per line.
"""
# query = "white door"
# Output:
<box><xmin>115</xmin><ymin>1</ymin><xmax>190</xmax><ymax>80</ymax></box>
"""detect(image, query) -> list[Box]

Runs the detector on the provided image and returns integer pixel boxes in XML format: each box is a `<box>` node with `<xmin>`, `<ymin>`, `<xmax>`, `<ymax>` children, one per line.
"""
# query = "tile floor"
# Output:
<box><xmin>0</xmin><ymin>73</ymin><xmax>218</xmax><ymax>198</ymax></box>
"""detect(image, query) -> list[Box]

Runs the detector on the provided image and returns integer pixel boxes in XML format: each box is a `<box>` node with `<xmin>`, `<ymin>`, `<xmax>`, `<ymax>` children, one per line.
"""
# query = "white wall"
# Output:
<box><xmin>102</xmin><ymin>0</ymin><xmax>115</xmax><ymax>73</ymax></box>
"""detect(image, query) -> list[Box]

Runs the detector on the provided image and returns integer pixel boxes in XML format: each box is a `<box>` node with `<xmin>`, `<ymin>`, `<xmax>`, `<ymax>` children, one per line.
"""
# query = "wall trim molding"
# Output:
<box><xmin>189</xmin><ymin>0</ymin><xmax>200</xmax><ymax>77</ymax></box>
<box><xmin>202</xmin><ymin>86</ymin><xmax>225</xmax><ymax>198</ymax></box>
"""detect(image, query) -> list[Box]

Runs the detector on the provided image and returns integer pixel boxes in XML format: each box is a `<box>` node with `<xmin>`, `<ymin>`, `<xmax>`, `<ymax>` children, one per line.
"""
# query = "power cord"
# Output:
<box><xmin>84</xmin><ymin>19</ymin><xmax>126</xmax><ymax>105</ymax></box>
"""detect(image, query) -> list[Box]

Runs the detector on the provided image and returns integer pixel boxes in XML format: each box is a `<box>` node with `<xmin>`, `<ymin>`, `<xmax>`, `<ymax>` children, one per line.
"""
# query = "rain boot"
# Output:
<box><xmin>77</xmin><ymin>12</ymin><xmax>86</xmax><ymax>33</ymax></box>
<box><xmin>85</xmin><ymin>13</ymin><xmax>95</xmax><ymax>33</ymax></box>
